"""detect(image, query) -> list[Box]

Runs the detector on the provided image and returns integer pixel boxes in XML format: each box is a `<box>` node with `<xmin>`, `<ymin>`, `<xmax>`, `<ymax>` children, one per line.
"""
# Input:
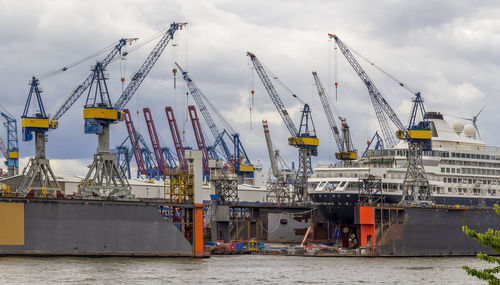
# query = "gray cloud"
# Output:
<box><xmin>1</xmin><ymin>0</ymin><xmax>499</xmax><ymax>175</ymax></box>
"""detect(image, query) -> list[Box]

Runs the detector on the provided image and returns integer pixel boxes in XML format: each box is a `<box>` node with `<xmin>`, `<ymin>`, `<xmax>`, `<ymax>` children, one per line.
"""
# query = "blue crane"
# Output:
<box><xmin>329</xmin><ymin>34</ymin><xmax>405</xmax><ymax>147</ymax></box>
<box><xmin>0</xmin><ymin>112</ymin><xmax>18</xmax><ymax>176</ymax></box>
<box><xmin>312</xmin><ymin>71</ymin><xmax>357</xmax><ymax>161</ymax></box>
<box><xmin>79</xmin><ymin>22</ymin><xmax>186</xmax><ymax>197</ymax></box>
<box><xmin>247</xmin><ymin>52</ymin><xmax>318</xmax><ymax>202</ymax></box>
<box><xmin>175</xmin><ymin>62</ymin><xmax>254</xmax><ymax>176</ymax></box>
<box><xmin>17</xmin><ymin>38</ymin><xmax>135</xmax><ymax>195</ymax></box>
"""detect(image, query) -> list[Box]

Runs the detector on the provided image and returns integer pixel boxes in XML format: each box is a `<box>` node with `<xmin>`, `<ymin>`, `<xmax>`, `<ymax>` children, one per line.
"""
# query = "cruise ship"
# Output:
<box><xmin>308</xmin><ymin>111</ymin><xmax>500</xmax><ymax>223</ymax></box>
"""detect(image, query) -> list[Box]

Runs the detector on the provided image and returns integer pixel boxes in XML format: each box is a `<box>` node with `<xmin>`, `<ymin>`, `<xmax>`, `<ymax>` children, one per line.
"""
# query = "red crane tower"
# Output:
<box><xmin>188</xmin><ymin>105</ymin><xmax>209</xmax><ymax>176</ymax></box>
<box><xmin>123</xmin><ymin>109</ymin><xmax>146</xmax><ymax>175</ymax></box>
<box><xmin>165</xmin><ymin>107</ymin><xmax>187</xmax><ymax>170</ymax></box>
<box><xmin>143</xmin><ymin>108</ymin><xmax>167</xmax><ymax>174</ymax></box>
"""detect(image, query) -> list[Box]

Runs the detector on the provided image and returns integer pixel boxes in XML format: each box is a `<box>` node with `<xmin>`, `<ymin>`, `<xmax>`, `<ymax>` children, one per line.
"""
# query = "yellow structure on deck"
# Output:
<box><xmin>166</xmin><ymin>169</ymin><xmax>194</xmax><ymax>203</ymax></box>
<box><xmin>83</xmin><ymin>108</ymin><xmax>124</xmax><ymax>121</ymax></box>
<box><xmin>288</xmin><ymin>137</ymin><xmax>319</xmax><ymax>147</ymax></box>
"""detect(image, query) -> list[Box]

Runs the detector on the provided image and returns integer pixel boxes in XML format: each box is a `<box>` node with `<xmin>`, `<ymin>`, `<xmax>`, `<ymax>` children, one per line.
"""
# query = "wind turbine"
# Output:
<box><xmin>447</xmin><ymin>105</ymin><xmax>486</xmax><ymax>140</ymax></box>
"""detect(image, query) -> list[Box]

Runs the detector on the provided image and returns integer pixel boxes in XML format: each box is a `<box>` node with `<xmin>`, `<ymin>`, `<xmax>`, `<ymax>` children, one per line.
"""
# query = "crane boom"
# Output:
<box><xmin>52</xmin><ymin>38</ymin><xmax>130</xmax><ymax>122</ymax></box>
<box><xmin>312</xmin><ymin>72</ymin><xmax>343</xmax><ymax>152</ymax></box>
<box><xmin>247</xmin><ymin>52</ymin><xmax>298</xmax><ymax>137</ymax></box>
<box><xmin>115</xmin><ymin>22</ymin><xmax>186</xmax><ymax>111</ymax></box>
<box><xmin>175</xmin><ymin>62</ymin><xmax>231</xmax><ymax>160</ymax></box>
<box><xmin>0</xmin><ymin>138</ymin><xmax>7</xmax><ymax>159</ymax></box>
<box><xmin>329</xmin><ymin>34</ymin><xmax>404</xmax><ymax>147</ymax></box>
<box><xmin>262</xmin><ymin>120</ymin><xmax>279</xmax><ymax>178</ymax></box>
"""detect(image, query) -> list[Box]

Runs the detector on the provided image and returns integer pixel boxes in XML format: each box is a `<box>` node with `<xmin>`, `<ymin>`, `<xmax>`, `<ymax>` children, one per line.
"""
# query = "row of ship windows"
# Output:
<box><xmin>442</xmin><ymin>177</ymin><xmax>498</xmax><ymax>185</ymax></box>
<box><xmin>440</xmin><ymin>167</ymin><xmax>500</xmax><ymax>175</ymax></box>
<box><xmin>373</xmin><ymin>149</ymin><xmax>497</xmax><ymax>160</ymax></box>
<box><xmin>440</xmin><ymin>160</ymin><xmax>500</xmax><ymax>168</ymax></box>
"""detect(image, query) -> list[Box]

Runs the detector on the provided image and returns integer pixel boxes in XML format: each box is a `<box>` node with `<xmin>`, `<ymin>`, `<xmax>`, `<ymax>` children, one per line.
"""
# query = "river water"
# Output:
<box><xmin>0</xmin><ymin>255</ymin><xmax>488</xmax><ymax>284</ymax></box>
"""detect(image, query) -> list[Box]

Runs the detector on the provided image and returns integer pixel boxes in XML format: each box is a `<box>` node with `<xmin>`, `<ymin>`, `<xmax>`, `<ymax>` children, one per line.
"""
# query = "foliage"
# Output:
<box><xmin>462</xmin><ymin>204</ymin><xmax>500</xmax><ymax>284</ymax></box>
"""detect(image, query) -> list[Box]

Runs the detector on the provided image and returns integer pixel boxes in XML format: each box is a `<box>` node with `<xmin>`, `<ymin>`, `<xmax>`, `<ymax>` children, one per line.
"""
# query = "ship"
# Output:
<box><xmin>308</xmin><ymin>111</ymin><xmax>500</xmax><ymax>256</ymax></box>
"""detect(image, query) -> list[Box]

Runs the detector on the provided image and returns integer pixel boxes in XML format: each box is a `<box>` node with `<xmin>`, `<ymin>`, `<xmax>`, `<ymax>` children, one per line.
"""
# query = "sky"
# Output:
<box><xmin>1</xmin><ymin>0</ymin><xmax>500</xmax><ymax>177</ymax></box>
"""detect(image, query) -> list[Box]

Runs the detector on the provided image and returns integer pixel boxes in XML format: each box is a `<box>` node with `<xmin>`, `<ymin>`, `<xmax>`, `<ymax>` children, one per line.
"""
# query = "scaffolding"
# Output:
<box><xmin>212</xmin><ymin>172</ymin><xmax>238</xmax><ymax>204</ymax></box>
<box><xmin>266</xmin><ymin>181</ymin><xmax>291</xmax><ymax>205</ymax></box>
<box><xmin>358</xmin><ymin>174</ymin><xmax>383</xmax><ymax>206</ymax></box>
<box><xmin>166</xmin><ymin>169</ymin><xmax>194</xmax><ymax>204</ymax></box>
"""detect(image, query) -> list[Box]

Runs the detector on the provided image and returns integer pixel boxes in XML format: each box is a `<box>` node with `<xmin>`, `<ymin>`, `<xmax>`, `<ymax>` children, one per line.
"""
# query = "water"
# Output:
<box><xmin>0</xmin><ymin>255</ymin><xmax>488</xmax><ymax>284</ymax></box>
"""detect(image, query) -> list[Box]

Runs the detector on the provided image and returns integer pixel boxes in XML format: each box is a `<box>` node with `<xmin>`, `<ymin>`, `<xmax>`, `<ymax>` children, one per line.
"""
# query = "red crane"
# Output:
<box><xmin>188</xmin><ymin>105</ymin><xmax>209</xmax><ymax>176</ymax></box>
<box><xmin>123</xmin><ymin>109</ymin><xmax>146</xmax><ymax>175</ymax></box>
<box><xmin>165</xmin><ymin>107</ymin><xmax>187</xmax><ymax>169</ymax></box>
<box><xmin>143</xmin><ymin>108</ymin><xmax>167</xmax><ymax>174</ymax></box>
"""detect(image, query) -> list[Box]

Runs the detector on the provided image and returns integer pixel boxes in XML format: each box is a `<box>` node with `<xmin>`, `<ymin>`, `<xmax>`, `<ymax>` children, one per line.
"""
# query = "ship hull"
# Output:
<box><xmin>0</xmin><ymin>198</ymin><xmax>195</xmax><ymax>256</ymax></box>
<box><xmin>309</xmin><ymin>192</ymin><xmax>500</xmax><ymax>256</ymax></box>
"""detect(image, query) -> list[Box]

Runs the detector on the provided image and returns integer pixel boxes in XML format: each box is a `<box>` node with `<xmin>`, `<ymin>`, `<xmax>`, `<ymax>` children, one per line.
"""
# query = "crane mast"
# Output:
<box><xmin>52</xmin><ymin>38</ymin><xmax>133</xmax><ymax>123</ymax></box>
<box><xmin>247</xmin><ymin>51</ymin><xmax>318</xmax><ymax>202</ymax></box>
<box><xmin>400</xmin><ymin>92</ymin><xmax>432</xmax><ymax>205</ymax></box>
<box><xmin>79</xmin><ymin>23</ymin><xmax>185</xmax><ymax>198</ymax></box>
<box><xmin>329</xmin><ymin>34</ymin><xmax>404</xmax><ymax>147</ymax></box>
<box><xmin>262</xmin><ymin>120</ymin><xmax>279</xmax><ymax>179</ymax></box>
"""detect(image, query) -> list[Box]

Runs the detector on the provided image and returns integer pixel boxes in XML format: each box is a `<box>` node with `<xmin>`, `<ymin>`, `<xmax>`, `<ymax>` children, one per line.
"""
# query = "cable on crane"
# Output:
<box><xmin>259</xmin><ymin>60</ymin><xmax>305</xmax><ymax>105</ymax></box>
<box><xmin>36</xmin><ymin>42</ymin><xmax>117</xmax><ymax>80</ymax></box>
<box><xmin>343</xmin><ymin>41</ymin><xmax>419</xmax><ymax>95</ymax></box>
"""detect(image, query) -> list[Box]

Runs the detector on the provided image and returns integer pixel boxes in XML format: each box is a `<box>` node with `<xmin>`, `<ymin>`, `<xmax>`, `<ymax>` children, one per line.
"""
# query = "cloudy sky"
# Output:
<box><xmin>1</xmin><ymin>0</ymin><xmax>499</xmax><ymax>176</ymax></box>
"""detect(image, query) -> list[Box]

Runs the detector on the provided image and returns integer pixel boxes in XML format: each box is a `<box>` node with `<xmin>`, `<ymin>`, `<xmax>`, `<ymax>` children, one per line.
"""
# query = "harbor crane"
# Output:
<box><xmin>18</xmin><ymin>37</ymin><xmax>135</xmax><ymax>196</ymax></box>
<box><xmin>247</xmin><ymin>52</ymin><xmax>319</xmax><ymax>202</ymax></box>
<box><xmin>123</xmin><ymin>109</ymin><xmax>162</xmax><ymax>178</ymax></box>
<box><xmin>0</xmin><ymin>111</ymin><xmax>19</xmax><ymax>176</ymax></box>
<box><xmin>175</xmin><ymin>62</ymin><xmax>254</xmax><ymax>177</ymax></box>
<box><xmin>312</xmin><ymin>71</ymin><xmax>357</xmax><ymax>161</ymax></box>
<box><xmin>330</xmin><ymin>34</ymin><xmax>432</xmax><ymax>204</ymax></box>
<box><xmin>143</xmin><ymin>108</ymin><xmax>177</xmax><ymax>175</ymax></box>
<box><xmin>188</xmin><ymin>105</ymin><xmax>210</xmax><ymax>178</ymax></box>
<box><xmin>79</xmin><ymin>22</ymin><xmax>186</xmax><ymax>197</ymax></box>
<box><xmin>398</xmin><ymin>92</ymin><xmax>432</xmax><ymax>204</ymax></box>
<box><xmin>329</xmin><ymin>34</ymin><xmax>405</xmax><ymax>148</ymax></box>
<box><xmin>262</xmin><ymin>120</ymin><xmax>293</xmax><ymax>204</ymax></box>
<box><xmin>165</xmin><ymin>107</ymin><xmax>188</xmax><ymax>170</ymax></box>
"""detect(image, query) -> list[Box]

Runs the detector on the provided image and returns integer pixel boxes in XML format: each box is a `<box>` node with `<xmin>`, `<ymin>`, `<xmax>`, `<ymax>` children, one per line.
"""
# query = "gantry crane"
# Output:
<box><xmin>175</xmin><ymin>62</ymin><xmax>254</xmax><ymax>176</ymax></box>
<box><xmin>312</xmin><ymin>71</ymin><xmax>357</xmax><ymax>161</ymax></box>
<box><xmin>17</xmin><ymin>38</ymin><xmax>135</xmax><ymax>196</ymax></box>
<box><xmin>79</xmin><ymin>22</ymin><xmax>186</xmax><ymax>197</ymax></box>
<box><xmin>0</xmin><ymin>112</ymin><xmax>19</xmax><ymax>176</ymax></box>
<box><xmin>329</xmin><ymin>34</ymin><xmax>405</xmax><ymax>148</ymax></box>
<box><xmin>330</xmin><ymin>34</ymin><xmax>432</xmax><ymax>204</ymax></box>
<box><xmin>247</xmin><ymin>52</ymin><xmax>319</xmax><ymax>202</ymax></box>
<box><xmin>188</xmin><ymin>105</ymin><xmax>210</xmax><ymax>178</ymax></box>
<box><xmin>18</xmin><ymin>77</ymin><xmax>62</xmax><ymax>195</ymax></box>
<box><xmin>399</xmin><ymin>92</ymin><xmax>432</xmax><ymax>204</ymax></box>
<box><xmin>165</xmin><ymin>107</ymin><xmax>187</xmax><ymax>170</ymax></box>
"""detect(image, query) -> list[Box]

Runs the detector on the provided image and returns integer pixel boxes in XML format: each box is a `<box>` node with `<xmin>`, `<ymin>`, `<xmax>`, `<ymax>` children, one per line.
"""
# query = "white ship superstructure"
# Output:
<box><xmin>309</xmin><ymin>112</ymin><xmax>500</xmax><ymax>204</ymax></box>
